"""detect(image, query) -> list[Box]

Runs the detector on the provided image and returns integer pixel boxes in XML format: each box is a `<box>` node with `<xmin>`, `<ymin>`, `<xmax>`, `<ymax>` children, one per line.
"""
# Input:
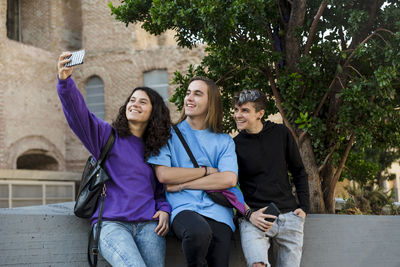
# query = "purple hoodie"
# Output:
<box><xmin>57</xmin><ymin>76</ymin><xmax>171</xmax><ymax>225</ymax></box>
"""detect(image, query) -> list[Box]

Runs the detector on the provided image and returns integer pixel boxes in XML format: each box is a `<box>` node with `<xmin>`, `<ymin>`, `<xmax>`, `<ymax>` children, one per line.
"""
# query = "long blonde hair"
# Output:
<box><xmin>178</xmin><ymin>76</ymin><xmax>223</xmax><ymax>133</ymax></box>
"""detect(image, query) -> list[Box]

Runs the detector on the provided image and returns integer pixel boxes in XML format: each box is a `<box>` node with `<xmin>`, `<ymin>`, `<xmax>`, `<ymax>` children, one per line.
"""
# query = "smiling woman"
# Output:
<box><xmin>111</xmin><ymin>86</ymin><xmax>171</xmax><ymax>159</ymax></box>
<box><xmin>126</xmin><ymin>90</ymin><xmax>152</xmax><ymax>125</ymax></box>
<box><xmin>56</xmin><ymin>52</ymin><xmax>172</xmax><ymax>267</ymax></box>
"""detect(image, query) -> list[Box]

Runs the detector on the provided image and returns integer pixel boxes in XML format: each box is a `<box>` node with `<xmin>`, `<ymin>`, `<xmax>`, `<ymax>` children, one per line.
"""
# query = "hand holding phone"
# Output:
<box><xmin>64</xmin><ymin>49</ymin><xmax>85</xmax><ymax>67</ymax></box>
<box><xmin>263</xmin><ymin>202</ymin><xmax>280</xmax><ymax>222</ymax></box>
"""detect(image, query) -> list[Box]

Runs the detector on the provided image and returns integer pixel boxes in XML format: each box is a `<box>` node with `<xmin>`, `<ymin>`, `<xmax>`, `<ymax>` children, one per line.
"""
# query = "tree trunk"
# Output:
<box><xmin>282</xmin><ymin>0</ymin><xmax>306</xmax><ymax>72</ymax></box>
<box><xmin>321</xmin><ymin>164</ymin><xmax>337</xmax><ymax>213</ymax></box>
<box><xmin>298</xmin><ymin>135</ymin><xmax>326</xmax><ymax>213</ymax></box>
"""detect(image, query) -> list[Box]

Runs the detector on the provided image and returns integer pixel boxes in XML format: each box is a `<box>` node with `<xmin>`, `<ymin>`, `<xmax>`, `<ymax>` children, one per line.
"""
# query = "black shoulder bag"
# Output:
<box><xmin>172</xmin><ymin>125</ymin><xmax>232</xmax><ymax>207</ymax></box>
<box><xmin>74</xmin><ymin>129</ymin><xmax>115</xmax><ymax>267</ymax></box>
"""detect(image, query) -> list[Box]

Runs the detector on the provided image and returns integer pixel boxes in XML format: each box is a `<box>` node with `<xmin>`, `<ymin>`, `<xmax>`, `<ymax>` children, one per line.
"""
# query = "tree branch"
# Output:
<box><xmin>347</xmin><ymin>65</ymin><xmax>364</xmax><ymax>78</ymax></box>
<box><xmin>312</xmin><ymin>28</ymin><xmax>395</xmax><ymax>119</ymax></box>
<box><xmin>344</xmin><ymin>28</ymin><xmax>395</xmax><ymax>67</ymax></box>
<box><xmin>336</xmin><ymin>76</ymin><xmax>345</xmax><ymax>90</ymax></box>
<box><xmin>374</xmin><ymin>32</ymin><xmax>391</xmax><ymax>46</ymax></box>
<box><xmin>313</xmin><ymin>77</ymin><xmax>336</xmax><ymax>117</ymax></box>
<box><xmin>266</xmin><ymin>24</ymin><xmax>275</xmax><ymax>44</ymax></box>
<box><xmin>298</xmin><ymin>131</ymin><xmax>307</xmax><ymax>144</ymax></box>
<box><xmin>261</xmin><ymin>66</ymin><xmax>298</xmax><ymax>143</ymax></box>
<box><xmin>304</xmin><ymin>1</ymin><xmax>327</xmax><ymax>55</ymax></box>
<box><xmin>215</xmin><ymin>66</ymin><xmax>249</xmax><ymax>85</ymax></box>
<box><xmin>339</xmin><ymin>27</ymin><xmax>347</xmax><ymax>51</ymax></box>
<box><xmin>318</xmin><ymin>143</ymin><xmax>338</xmax><ymax>173</ymax></box>
<box><xmin>266</xmin><ymin>24</ymin><xmax>281</xmax><ymax>78</ymax></box>
<box><xmin>330</xmin><ymin>133</ymin><xmax>355</xmax><ymax>190</ymax></box>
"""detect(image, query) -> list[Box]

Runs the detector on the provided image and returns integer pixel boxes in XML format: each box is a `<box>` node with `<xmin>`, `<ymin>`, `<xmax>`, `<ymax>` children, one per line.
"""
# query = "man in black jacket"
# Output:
<box><xmin>233</xmin><ymin>89</ymin><xmax>309</xmax><ymax>267</ymax></box>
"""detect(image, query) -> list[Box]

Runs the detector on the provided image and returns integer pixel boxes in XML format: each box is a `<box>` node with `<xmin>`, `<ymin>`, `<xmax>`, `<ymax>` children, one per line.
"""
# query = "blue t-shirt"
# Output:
<box><xmin>147</xmin><ymin>120</ymin><xmax>238</xmax><ymax>231</ymax></box>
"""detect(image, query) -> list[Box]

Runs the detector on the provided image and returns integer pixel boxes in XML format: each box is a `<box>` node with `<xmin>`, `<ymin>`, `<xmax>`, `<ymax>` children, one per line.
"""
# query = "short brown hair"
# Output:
<box><xmin>234</xmin><ymin>89</ymin><xmax>267</xmax><ymax>112</ymax></box>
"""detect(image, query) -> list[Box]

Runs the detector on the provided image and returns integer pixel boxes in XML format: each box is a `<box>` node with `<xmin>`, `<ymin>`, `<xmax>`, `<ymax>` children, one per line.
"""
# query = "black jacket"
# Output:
<box><xmin>234</xmin><ymin>121</ymin><xmax>309</xmax><ymax>213</ymax></box>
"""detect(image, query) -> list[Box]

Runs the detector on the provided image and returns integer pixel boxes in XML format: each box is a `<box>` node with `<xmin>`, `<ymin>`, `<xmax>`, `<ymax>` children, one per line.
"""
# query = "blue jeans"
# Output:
<box><xmin>94</xmin><ymin>220</ymin><xmax>166</xmax><ymax>267</ymax></box>
<box><xmin>239</xmin><ymin>212</ymin><xmax>305</xmax><ymax>267</ymax></box>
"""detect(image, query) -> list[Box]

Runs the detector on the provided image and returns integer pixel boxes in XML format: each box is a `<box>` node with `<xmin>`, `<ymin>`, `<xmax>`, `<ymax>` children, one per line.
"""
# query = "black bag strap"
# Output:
<box><xmin>87</xmin><ymin>129</ymin><xmax>115</xmax><ymax>267</ymax></box>
<box><xmin>172</xmin><ymin>125</ymin><xmax>199</xmax><ymax>168</ymax></box>
<box><xmin>88</xmin><ymin>186</ymin><xmax>106</xmax><ymax>267</ymax></box>
<box><xmin>97</xmin><ymin>129</ymin><xmax>115</xmax><ymax>167</ymax></box>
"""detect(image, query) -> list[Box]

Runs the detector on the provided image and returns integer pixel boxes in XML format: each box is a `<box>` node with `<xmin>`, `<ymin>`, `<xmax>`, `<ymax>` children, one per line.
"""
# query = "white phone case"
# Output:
<box><xmin>65</xmin><ymin>50</ymin><xmax>85</xmax><ymax>67</ymax></box>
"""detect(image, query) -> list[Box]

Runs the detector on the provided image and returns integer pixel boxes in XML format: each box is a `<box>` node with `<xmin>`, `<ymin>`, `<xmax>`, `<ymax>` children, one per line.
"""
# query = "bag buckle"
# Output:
<box><xmin>101</xmin><ymin>184</ymin><xmax>107</xmax><ymax>197</ymax></box>
<box><xmin>92</xmin><ymin>247</ymin><xmax>99</xmax><ymax>255</ymax></box>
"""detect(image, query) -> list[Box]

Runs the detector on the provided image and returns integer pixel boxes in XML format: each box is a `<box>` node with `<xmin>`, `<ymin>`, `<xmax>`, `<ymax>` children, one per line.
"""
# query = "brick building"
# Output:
<box><xmin>0</xmin><ymin>0</ymin><xmax>205</xmax><ymax>207</ymax></box>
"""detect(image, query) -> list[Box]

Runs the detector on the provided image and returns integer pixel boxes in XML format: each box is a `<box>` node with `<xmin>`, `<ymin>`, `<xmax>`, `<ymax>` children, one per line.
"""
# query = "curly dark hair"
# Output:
<box><xmin>111</xmin><ymin>87</ymin><xmax>171</xmax><ymax>159</ymax></box>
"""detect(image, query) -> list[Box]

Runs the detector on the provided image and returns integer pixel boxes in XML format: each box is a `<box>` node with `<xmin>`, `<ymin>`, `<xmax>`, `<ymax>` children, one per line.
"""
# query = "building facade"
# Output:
<box><xmin>0</xmin><ymin>0</ymin><xmax>205</xmax><ymax>207</ymax></box>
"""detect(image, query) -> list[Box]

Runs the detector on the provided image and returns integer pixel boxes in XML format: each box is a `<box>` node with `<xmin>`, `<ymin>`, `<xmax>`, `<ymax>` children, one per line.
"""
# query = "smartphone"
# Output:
<box><xmin>263</xmin><ymin>202</ymin><xmax>280</xmax><ymax>222</ymax></box>
<box><xmin>65</xmin><ymin>49</ymin><xmax>85</xmax><ymax>67</ymax></box>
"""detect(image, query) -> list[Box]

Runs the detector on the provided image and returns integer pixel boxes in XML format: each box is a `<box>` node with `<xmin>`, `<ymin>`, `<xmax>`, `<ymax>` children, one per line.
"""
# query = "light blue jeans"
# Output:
<box><xmin>94</xmin><ymin>220</ymin><xmax>166</xmax><ymax>267</ymax></box>
<box><xmin>239</xmin><ymin>212</ymin><xmax>305</xmax><ymax>267</ymax></box>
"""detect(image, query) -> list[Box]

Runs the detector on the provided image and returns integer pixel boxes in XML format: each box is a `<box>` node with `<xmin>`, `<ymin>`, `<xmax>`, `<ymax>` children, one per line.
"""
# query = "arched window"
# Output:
<box><xmin>85</xmin><ymin>76</ymin><xmax>105</xmax><ymax>120</ymax></box>
<box><xmin>143</xmin><ymin>70</ymin><xmax>169</xmax><ymax>103</ymax></box>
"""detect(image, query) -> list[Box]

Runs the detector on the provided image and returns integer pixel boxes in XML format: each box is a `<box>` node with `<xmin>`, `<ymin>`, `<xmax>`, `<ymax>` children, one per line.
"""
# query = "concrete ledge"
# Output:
<box><xmin>0</xmin><ymin>203</ymin><xmax>399</xmax><ymax>267</ymax></box>
<box><xmin>0</xmin><ymin>203</ymin><xmax>245</xmax><ymax>266</ymax></box>
<box><xmin>0</xmin><ymin>169</ymin><xmax>82</xmax><ymax>181</ymax></box>
<box><xmin>302</xmin><ymin>214</ymin><xmax>400</xmax><ymax>267</ymax></box>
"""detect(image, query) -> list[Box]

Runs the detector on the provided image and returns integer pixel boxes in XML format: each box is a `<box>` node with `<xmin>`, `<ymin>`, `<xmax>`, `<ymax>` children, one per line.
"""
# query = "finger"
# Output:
<box><xmin>258</xmin><ymin>224</ymin><xmax>267</xmax><ymax>231</ymax></box>
<box><xmin>58</xmin><ymin>60</ymin><xmax>72</xmax><ymax>71</ymax></box>
<box><xmin>59</xmin><ymin>52</ymin><xmax>71</xmax><ymax>61</ymax></box>
<box><xmin>257</xmin><ymin>223</ymin><xmax>268</xmax><ymax>232</ymax></box>
<box><xmin>153</xmin><ymin>211</ymin><xmax>160</xmax><ymax>219</ymax></box>
<box><xmin>161</xmin><ymin>227</ymin><xmax>169</xmax><ymax>236</ymax></box>
<box><xmin>259</xmin><ymin>221</ymin><xmax>270</xmax><ymax>230</ymax></box>
<box><xmin>265</xmin><ymin>222</ymin><xmax>274</xmax><ymax>229</ymax></box>
<box><xmin>59</xmin><ymin>59</ymin><xmax>71</xmax><ymax>68</ymax></box>
<box><xmin>260</xmin><ymin>207</ymin><xmax>267</xmax><ymax>212</ymax></box>
<box><xmin>160</xmin><ymin>227</ymin><xmax>168</xmax><ymax>236</ymax></box>
<box><xmin>154</xmin><ymin>222</ymin><xmax>162</xmax><ymax>233</ymax></box>
<box><xmin>264</xmin><ymin>214</ymin><xmax>277</xmax><ymax>221</ymax></box>
<box><xmin>60</xmin><ymin>58</ymin><xmax>71</xmax><ymax>64</ymax></box>
<box><xmin>160</xmin><ymin>223</ymin><xmax>168</xmax><ymax>236</ymax></box>
<box><xmin>258</xmin><ymin>215</ymin><xmax>271</xmax><ymax>223</ymax></box>
<box><xmin>157</xmin><ymin>222</ymin><xmax>167</xmax><ymax>236</ymax></box>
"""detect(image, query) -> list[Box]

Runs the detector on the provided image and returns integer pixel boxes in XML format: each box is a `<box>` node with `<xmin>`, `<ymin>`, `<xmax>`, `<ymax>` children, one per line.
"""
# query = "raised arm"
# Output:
<box><xmin>56</xmin><ymin>52</ymin><xmax>110</xmax><ymax>159</ymax></box>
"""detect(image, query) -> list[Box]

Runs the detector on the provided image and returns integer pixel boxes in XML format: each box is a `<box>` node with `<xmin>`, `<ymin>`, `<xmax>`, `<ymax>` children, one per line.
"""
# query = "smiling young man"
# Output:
<box><xmin>148</xmin><ymin>77</ymin><xmax>238</xmax><ymax>267</ymax></box>
<box><xmin>233</xmin><ymin>90</ymin><xmax>310</xmax><ymax>267</ymax></box>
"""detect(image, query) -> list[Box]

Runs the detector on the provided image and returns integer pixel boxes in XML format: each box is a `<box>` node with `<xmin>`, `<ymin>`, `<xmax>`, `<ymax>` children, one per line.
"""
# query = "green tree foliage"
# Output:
<box><xmin>110</xmin><ymin>0</ymin><xmax>400</xmax><ymax>213</ymax></box>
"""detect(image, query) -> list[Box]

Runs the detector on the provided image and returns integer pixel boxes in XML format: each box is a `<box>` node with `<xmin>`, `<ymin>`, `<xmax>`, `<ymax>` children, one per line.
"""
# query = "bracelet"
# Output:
<box><xmin>203</xmin><ymin>166</ymin><xmax>208</xmax><ymax>177</ymax></box>
<box><xmin>178</xmin><ymin>184</ymin><xmax>182</xmax><ymax>192</ymax></box>
<box><xmin>245</xmin><ymin>209</ymin><xmax>253</xmax><ymax>221</ymax></box>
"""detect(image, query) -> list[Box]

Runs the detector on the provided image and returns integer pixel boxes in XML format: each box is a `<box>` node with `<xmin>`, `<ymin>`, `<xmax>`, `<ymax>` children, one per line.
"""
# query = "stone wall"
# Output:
<box><xmin>1</xmin><ymin>203</ymin><xmax>399</xmax><ymax>267</ymax></box>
